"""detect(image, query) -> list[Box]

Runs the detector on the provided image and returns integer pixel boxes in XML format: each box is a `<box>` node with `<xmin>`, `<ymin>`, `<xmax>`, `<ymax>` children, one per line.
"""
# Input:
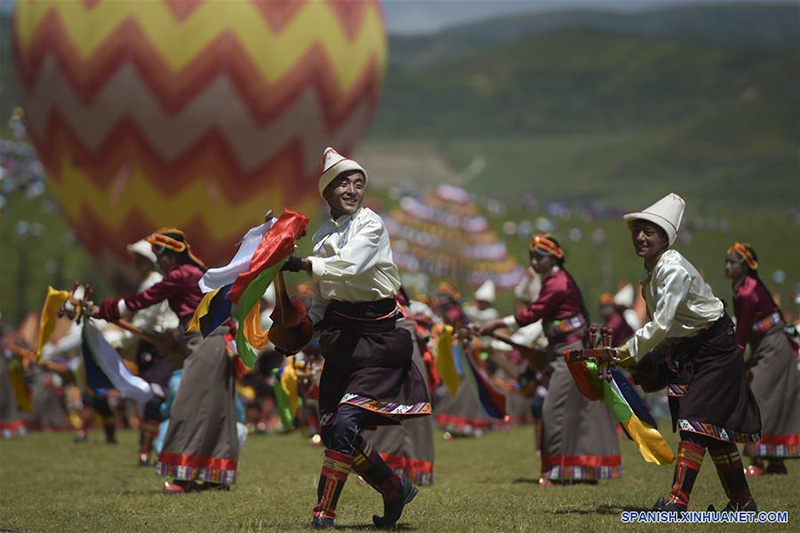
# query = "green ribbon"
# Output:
<box><xmin>586</xmin><ymin>361</ymin><xmax>632</xmax><ymax>423</ymax></box>
<box><xmin>234</xmin><ymin>260</ymin><xmax>285</xmax><ymax>367</ymax></box>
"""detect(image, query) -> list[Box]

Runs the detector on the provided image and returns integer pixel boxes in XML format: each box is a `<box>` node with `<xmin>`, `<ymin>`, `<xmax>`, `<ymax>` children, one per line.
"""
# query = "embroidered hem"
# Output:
<box><xmin>744</xmin><ymin>433</ymin><xmax>800</xmax><ymax>458</ymax></box>
<box><xmin>379</xmin><ymin>453</ymin><xmax>434</xmax><ymax>486</ymax></box>
<box><xmin>435</xmin><ymin>414</ymin><xmax>513</xmax><ymax>436</ymax></box>
<box><xmin>156</xmin><ymin>452</ymin><xmax>237</xmax><ymax>484</ymax></box>
<box><xmin>677</xmin><ymin>419</ymin><xmax>761</xmax><ymax>443</ymax></box>
<box><xmin>744</xmin><ymin>443</ymin><xmax>800</xmax><ymax>458</ymax></box>
<box><xmin>543</xmin><ymin>464</ymin><xmax>622</xmax><ymax>481</ymax></box>
<box><xmin>0</xmin><ymin>420</ymin><xmax>26</xmax><ymax>438</ymax></box>
<box><xmin>339</xmin><ymin>393</ymin><xmax>431</xmax><ymax>420</ymax></box>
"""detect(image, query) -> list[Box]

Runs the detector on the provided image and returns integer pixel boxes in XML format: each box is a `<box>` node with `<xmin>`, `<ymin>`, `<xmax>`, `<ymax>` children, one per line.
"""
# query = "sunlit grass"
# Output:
<box><xmin>1</xmin><ymin>424</ymin><xmax>798</xmax><ymax>531</ymax></box>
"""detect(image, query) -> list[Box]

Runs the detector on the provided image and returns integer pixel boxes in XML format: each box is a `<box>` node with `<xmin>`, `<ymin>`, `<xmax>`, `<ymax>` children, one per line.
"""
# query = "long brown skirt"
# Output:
<box><xmin>541</xmin><ymin>340</ymin><xmax>621</xmax><ymax>481</ymax></box>
<box><xmin>30</xmin><ymin>367</ymin><xmax>67</xmax><ymax>431</ymax></box>
<box><xmin>318</xmin><ymin>302</ymin><xmax>431</xmax><ymax>427</ymax></box>
<box><xmin>156</xmin><ymin>329</ymin><xmax>238</xmax><ymax>484</ymax></box>
<box><xmin>670</xmin><ymin>314</ymin><xmax>761</xmax><ymax>442</ymax></box>
<box><xmin>744</xmin><ymin>325</ymin><xmax>800</xmax><ymax>458</ymax></box>
<box><xmin>366</xmin><ymin>319</ymin><xmax>435</xmax><ymax>485</ymax></box>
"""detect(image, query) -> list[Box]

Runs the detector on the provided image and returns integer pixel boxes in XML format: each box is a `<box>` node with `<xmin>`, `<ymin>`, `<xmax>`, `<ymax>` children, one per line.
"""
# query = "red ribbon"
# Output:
<box><xmin>228</xmin><ymin>209</ymin><xmax>310</xmax><ymax>304</ymax></box>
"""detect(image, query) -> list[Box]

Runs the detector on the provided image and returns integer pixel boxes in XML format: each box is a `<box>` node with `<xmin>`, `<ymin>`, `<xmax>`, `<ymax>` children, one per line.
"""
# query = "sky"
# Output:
<box><xmin>1</xmin><ymin>0</ymin><xmax>792</xmax><ymax>33</ymax></box>
<box><xmin>381</xmin><ymin>0</ymin><xmax>792</xmax><ymax>35</ymax></box>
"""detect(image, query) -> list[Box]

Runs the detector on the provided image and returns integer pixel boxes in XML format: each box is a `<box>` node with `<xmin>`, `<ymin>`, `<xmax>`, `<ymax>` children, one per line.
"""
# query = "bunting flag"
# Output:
<box><xmin>385</xmin><ymin>184</ymin><xmax>524</xmax><ymax>289</ymax></box>
<box><xmin>586</xmin><ymin>363</ymin><xmax>675</xmax><ymax>465</ymax></box>
<box><xmin>35</xmin><ymin>286</ymin><xmax>70</xmax><ymax>360</ymax></box>
<box><xmin>188</xmin><ymin>209</ymin><xmax>309</xmax><ymax>367</ymax></box>
<box><xmin>435</xmin><ymin>325</ymin><xmax>460</xmax><ymax>397</ymax></box>
<box><xmin>81</xmin><ymin>320</ymin><xmax>156</xmax><ymax>403</ymax></box>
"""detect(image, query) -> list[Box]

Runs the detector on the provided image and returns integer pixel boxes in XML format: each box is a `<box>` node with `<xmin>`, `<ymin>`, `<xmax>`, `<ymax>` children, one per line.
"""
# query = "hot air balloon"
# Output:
<box><xmin>12</xmin><ymin>0</ymin><xmax>387</xmax><ymax>283</ymax></box>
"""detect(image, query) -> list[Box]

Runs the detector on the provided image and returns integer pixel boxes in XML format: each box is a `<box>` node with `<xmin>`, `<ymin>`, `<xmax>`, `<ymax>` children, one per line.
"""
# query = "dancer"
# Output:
<box><xmin>93</xmin><ymin>229</ymin><xmax>238</xmax><ymax>493</ymax></box>
<box><xmin>598</xmin><ymin>284</ymin><xmax>635</xmax><ymax>348</ymax></box>
<box><xmin>464</xmin><ymin>280</ymin><xmax>499</xmax><ymax>324</ymax></box>
<box><xmin>118</xmin><ymin>239</ymin><xmax>179</xmax><ymax>466</ymax></box>
<box><xmin>475</xmin><ymin>233</ymin><xmax>621</xmax><ymax>484</ymax></box>
<box><xmin>282</xmin><ymin>147</ymin><xmax>431</xmax><ymax>528</ymax></box>
<box><xmin>725</xmin><ymin>242</ymin><xmax>800</xmax><ymax>475</ymax></box>
<box><xmin>618</xmin><ymin>194</ymin><xmax>761</xmax><ymax>512</ymax></box>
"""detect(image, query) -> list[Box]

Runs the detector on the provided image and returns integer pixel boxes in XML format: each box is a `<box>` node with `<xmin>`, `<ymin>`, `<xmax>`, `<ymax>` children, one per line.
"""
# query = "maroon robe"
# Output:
<box><xmin>98</xmin><ymin>264</ymin><xmax>203</xmax><ymax>324</ymax></box>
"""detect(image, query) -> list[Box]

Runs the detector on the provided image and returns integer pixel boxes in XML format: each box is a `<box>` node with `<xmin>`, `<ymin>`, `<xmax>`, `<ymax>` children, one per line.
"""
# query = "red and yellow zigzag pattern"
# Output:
<box><xmin>13</xmin><ymin>0</ymin><xmax>386</xmax><ymax>270</ymax></box>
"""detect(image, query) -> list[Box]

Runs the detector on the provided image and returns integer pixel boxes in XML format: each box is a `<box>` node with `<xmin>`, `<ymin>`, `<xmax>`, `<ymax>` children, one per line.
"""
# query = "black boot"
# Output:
<box><xmin>351</xmin><ymin>438</ymin><xmax>418</xmax><ymax>528</ymax></box>
<box><xmin>373</xmin><ymin>478</ymin><xmax>418</xmax><ymax>528</ymax></box>
<box><xmin>707</xmin><ymin>498</ymin><xmax>758</xmax><ymax>513</ymax></box>
<box><xmin>103</xmin><ymin>419</ymin><xmax>117</xmax><ymax>444</ymax></box>
<box><xmin>653</xmin><ymin>496</ymin><xmax>686</xmax><ymax>513</ymax></box>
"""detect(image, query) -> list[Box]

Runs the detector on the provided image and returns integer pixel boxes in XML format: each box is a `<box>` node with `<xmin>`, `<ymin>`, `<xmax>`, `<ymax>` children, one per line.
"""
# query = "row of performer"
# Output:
<box><xmin>2</xmin><ymin>148</ymin><xmax>798</xmax><ymax>528</ymax></box>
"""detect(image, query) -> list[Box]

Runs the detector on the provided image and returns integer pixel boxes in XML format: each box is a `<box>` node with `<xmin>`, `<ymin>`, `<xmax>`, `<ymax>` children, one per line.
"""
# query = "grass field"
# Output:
<box><xmin>1</xmin><ymin>425</ymin><xmax>798</xmax><ymax>532</ymax></box>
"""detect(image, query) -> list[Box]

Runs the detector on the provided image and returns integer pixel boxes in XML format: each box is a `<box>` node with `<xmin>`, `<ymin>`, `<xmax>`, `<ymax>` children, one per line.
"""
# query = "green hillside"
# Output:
<box><xmin>374</xmin><ymin>29</ymin><xmax>799</xmax><ymax>211</ymax></box>
<box><xmin>389</xmin><ymin>2</ymin><xmax>800</xmax><ymax>67</ymax></box>
<box><xmin>1</xmin><ymin>3</ymin><xmax>798</xmax><ymax>326</ymax></box>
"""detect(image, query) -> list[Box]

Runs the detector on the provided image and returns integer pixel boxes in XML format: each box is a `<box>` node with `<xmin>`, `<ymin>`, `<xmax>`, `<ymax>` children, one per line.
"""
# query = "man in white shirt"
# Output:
<box><xmin>464</xmin><ymin>280</ymin><xmax>500</xmax><ymax>324</ymax></box>
<box><xmin>619</xmin><ymin>193</ymin><xmax>760</xmax><ymax>514</ymax></box>
<box><xmin>283</xmin><ymin>148</ymin><xmax>430</xmax><ymax>530</ymax></box>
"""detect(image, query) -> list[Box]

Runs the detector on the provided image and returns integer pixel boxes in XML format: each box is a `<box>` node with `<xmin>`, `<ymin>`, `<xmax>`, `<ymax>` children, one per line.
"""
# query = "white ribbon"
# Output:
<box><xmin>197</xmin><ymin>217</ymin><xmax>277</xmax><ymax>293</ymax></box>
<box><xmin>82</xmin><ymin>321</ymin><xmax>156</xmax><ymax>403</ymax></box>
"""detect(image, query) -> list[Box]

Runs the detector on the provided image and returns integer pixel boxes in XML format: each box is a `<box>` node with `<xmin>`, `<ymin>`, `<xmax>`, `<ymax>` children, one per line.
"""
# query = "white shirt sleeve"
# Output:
<box><xmin>627</xmin><ymin>263</ymin><xmax>692</xmax><ymax>359</ymax></box>
<box><xmin>309</xmin><ymin>217</ymin><xmax>383</xmax><ymax>282</ymax></box>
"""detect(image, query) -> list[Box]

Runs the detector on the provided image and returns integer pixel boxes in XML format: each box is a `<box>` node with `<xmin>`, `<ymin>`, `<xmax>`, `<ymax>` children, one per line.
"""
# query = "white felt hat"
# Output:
<box><xmin>623</xmin><ymin>193</ymin><xmax>685</xmax><ymax>246</ymax></box>
<box><xmin>474</xmin><ymin>280</ymin><xmax>496</xmax><ymax>303</ymax></box>
<box><xmin>126</xmin><ymin>239</ymin><xmax>157</xmax><ymax>264</ymax></box>
<box><xmin>613</xmin><ymin>283</ymin><xmax>634</xmax><ymax>308</ymax></box>
<box><xmin>318</xmin><ymin>147</ymin><xmax>367</xmax><ymax>198</ymax></box>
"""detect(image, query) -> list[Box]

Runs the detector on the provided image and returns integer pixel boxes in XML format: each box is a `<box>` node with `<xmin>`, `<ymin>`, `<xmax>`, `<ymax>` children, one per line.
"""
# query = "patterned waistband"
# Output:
<box><xmin>752</xmin><ymin>311</ymin><xmax>782</xmax><ymax>334</ymax></box>
<box><xmin>544</xmin><ymin>315</ymin><xmax>586</xmax><ymax>339</ymax></box>
<box><xmin>324</xmin><ymin>299</ymin><xmax>400</xmax><ymax>332</ymax></box>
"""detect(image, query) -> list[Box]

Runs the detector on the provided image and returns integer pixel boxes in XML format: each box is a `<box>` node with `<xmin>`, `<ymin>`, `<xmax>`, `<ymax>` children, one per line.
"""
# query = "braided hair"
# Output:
<box><xmin>546</xmin><ymin>236</ymin><xmax>591</xmax><ymax>324</ymax></box>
